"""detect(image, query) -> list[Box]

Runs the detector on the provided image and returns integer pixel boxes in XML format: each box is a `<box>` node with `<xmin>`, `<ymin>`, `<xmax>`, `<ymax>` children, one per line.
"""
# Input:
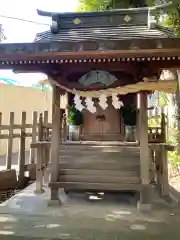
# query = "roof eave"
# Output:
<box><xmin>0</xmin><ymin>38</ymin><xmax>180</xmax><ymax>64</ymax></box>
<box><xmin>36</xmin><ymin>7</ymin><xmax>149</xmax><ymax>18</ymax></box>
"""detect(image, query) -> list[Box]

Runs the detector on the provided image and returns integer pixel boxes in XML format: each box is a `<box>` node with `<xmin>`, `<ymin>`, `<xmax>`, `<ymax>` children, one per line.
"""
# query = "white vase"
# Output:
<box><xmin>69</xmin><ymin>125</ymin><xmax>80</xmax><ymax>141</ymax></box>
<box><xmin>125</xmin><ymin>125</ymin><xmax>136</xmax><ymax>142</ymax></box>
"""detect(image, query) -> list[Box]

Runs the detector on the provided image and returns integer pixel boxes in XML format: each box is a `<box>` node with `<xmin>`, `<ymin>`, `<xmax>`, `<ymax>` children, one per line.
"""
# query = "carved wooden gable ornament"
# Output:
<box><xmin>79</xmin><ymin>70</ymin><xmax>118</xmax><ymax>88</ymax></box>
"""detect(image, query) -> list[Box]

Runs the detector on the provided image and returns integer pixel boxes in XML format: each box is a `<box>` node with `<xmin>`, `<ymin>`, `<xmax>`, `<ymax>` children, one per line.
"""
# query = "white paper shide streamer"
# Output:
<box><xmin>99</xmin><ymin>94</ymin><xmax>108</xmax><ymax>110</ymax></box>
<box><xmin>85</xmin><ymin>97</ymin><xmax>96</xmax><ymax>113</ymax></box>
<box><xmin>112</xmin><ymin>94</ymin><xmax>124</xmax><ymax>109</ymax></box>
<box><xmin>74</xmin><ymin>93</ymin><xmax>124</xmax><ymax>113</ymax></box>
<box><xmin>74</xmin><ymin>94</ymin><xmax>84</xmax><ymax>112</ymax></box>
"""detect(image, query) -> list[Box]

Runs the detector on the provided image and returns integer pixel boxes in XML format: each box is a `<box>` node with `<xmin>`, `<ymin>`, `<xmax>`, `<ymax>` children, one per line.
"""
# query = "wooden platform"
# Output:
<box><xmin>49</xmin><ymin>144</ymin><xmax>153</xmax><ymax>192</ymax></box>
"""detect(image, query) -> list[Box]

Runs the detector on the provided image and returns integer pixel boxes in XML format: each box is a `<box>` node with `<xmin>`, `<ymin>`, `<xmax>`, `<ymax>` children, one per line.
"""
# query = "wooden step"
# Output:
<box><xmin>59</xmin><ymin>175</ymin><xmax>140</xmax><ymax>184</ymax></box>
<box><xmin>59</xmin><ymin>162</ymin><xmax>140</xmax><ymax>170</ymax></box>
<box><xmin>49</xmin><ymin>181</ymin><xmax>141</xmax><ymax>191</ymax></box>
<box><xmin>59</xmin><ymin>169</ymin><xmax>140</xmax><ymax>177</ymax></box>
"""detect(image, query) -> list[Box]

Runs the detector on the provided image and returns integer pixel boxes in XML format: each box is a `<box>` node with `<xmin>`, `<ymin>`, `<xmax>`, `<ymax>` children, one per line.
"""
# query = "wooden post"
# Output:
<box><xmin>136</xmin><ymin>110</ymin><xmax>140</xmax><ymax>143</ymax></box>
<box><xmin>155</xmin><ymin>147</ymin><xmax>162</xmax><ymax>195</ymax></box>
<box><xmin>43</xmin><ymin>111</ymin><xmax>49</xmax><ymax>140</ymax></box>
<box><xmin>34</xmin><ymin>113</ymin><xmax>44</xmax><ymax>193</ymax></box>
<box><xmin>18</xmin><ymin>112</ymin><xmax>26</xmax><ymax>188</ymax></box>
<box><xmin>136</xmin><ymin>93</ymin><xmax>140</xmax><ymax>143</ymax></box>
<box><xmin>49</xmin><ymin>85</ymin><xmax>61</xmax><ymax>204</ymax></box>
<box><xmin>30</xmin><ymin>111</ymin><xmax>38</xmax><ymax>164</ymax></box>
<box><xmin>6</xmin><ymin>112</ymin><xmax>14</xmax><ymax>169</ymax></box>
<box><xmin>161</xmin><ymin>109</ymin><xmax>166</xmax><ymax>143</ymax></box>
<box><xmin>160</xmin><ymin>145</ymin><xmax>169</xmax><ymax>196</ymax></box>
<box><xmin>35</xmin><ymin>143</ymin><xmax>44</xmax><ymax>193</ymax></box>
<box><xmin>138</xmin><ymin>92</ymin><xmax>151</xmax><ymax>211</ymax></box>
<box><xmin>64</xmin><ymin>93</ymin><xmax>69</xmax><ymax>141</ymax></box>
<box><xmin>38</xmin><ymin>113</ymin><xmax>43</xmax><ymax>141</ymax></box>
<box><xmin>0</xmin><ymin>113</ymin><xmax>2</xmax><ymax>154</ymax></box>
<box><xmin>43</xmin><ymin>111</ymin><xmax>50</xmax><ymax>184</ymax></box>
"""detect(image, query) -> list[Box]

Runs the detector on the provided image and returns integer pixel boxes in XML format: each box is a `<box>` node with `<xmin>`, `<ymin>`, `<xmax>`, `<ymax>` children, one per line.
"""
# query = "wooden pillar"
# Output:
<box><xmin>155</xmin><ymin>147</ymin><xmax>162</xmax><ymax>195</ymax></box>
<box><xmin>35</xmin><ymin>144</ymin><xmax>44</xmax><ymax>193</ymax></box>
<box><xmin>29</xmin><ymin>111</ymin><xmax>38</xmax><ymax>180</ymax></box>
<box><xmin>43</xmin><ymin>111</ymin><xmax>49</xmax><ymax>164</ymax></box>
<box><xmin>138</xmin><ymin>92</ymin><xmax>151</xmax><ymax>211</ymax></box>
<box><xmin>49</xmin><ymin>85</ymin><xmax>61</xmax><ymax>204</ymax></box>
<box><xmin>43</xmin><ymin>111</ymin><xmax>50</xmax><ymax>184</ymax></box>
<box><xmin>0</xmin><ymin>113</ymin><xmax>2</xmax><ymax>152</ymax></box>
<box><xmin>65</xmin><ymin>92</ymin><xmax>70</xmax><ymax>141</ymax></box>
<box><xmin>30</xmin><ymin>111</ymin><xmax>38</xmax><ymax>164</ymax></box>
<box><xmin>63</xmin><ymin>93</ymin><xmax>69</xmax><ymax>141</ymax></box>
<box><xmin>136</xmin><ymin>94</ymin><xmax>140</xmax><ymax>143</ymax></box>
<box><xmin>160</xmin><ymin>145</ymin><xmax>169</xmax><ymax>196</ymax></box>
<box><xmin>161</xmin><ymin>109</ymin><xmax>166</xmax><ymax>143</ymax></box>
<box><xmin>6</xmin><ymin>112</ymin><xmax>14</xmax><ymax>169</ymax></box>
<box><xmin>34</xmin><ymin>113</ymin><xmax>44</xmax><ymax>193</ymax></box>
<box><xmin>136</xmin><ymin>111</ymin><xmax>140</xmax><ymax>143</ymax></box>
<box><xmin>18</xmin><ymin>112</ymin><xmax>26</xmax><ymax>188</ymax></box>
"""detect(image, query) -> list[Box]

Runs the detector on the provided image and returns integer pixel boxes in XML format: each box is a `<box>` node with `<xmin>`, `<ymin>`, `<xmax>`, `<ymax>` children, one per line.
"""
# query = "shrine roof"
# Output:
<box><xmin>35</xmin><ymin>25</ymin><xmax>173</xmax><ymax>43</ymax></box>
<box><xmin>35</xmin><ymin>7</ymin><xmax>174</xmax><ymax>42</ymax></box>
<box><xmin>0</xmin><ymin>5</ymin><xmax>179</xmax><ymax>69</ymax></box>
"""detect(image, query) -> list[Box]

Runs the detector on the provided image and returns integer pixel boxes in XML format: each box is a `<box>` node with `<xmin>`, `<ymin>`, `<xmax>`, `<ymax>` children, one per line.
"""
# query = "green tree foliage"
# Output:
<box><xmin>155</xmin><ymin>1</ymin><xmax>180</xmax><ymax>36</ymax></box>
<box><xmin>78</xmin><ymin>0</ymin><xmax>150</xmax><ymax>11</ymax></box>
<box><xmin>78</xmin><ymin>0</ymin><xmax>110</xmax><ymax>12</ymax></box>
<box><xmin>68</xmin><ymin>105</ymin><xmax>83</xmax><ymax>126</ymax></box>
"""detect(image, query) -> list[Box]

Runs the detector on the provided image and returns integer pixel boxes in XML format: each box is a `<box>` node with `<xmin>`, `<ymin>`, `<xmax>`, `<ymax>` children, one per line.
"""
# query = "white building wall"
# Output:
<box><xmin>0</xmin><ymin>84</ymin><xmax>66</xmax><ymax>154</ymax></box>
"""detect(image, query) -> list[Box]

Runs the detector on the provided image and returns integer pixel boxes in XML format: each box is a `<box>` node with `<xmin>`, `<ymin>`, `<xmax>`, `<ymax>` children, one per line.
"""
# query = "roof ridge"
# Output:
<box><xmin>36</xmin><ymin>2</ymin><xmax>173</xmax><ymax>18</ymax></box>
<box><xmin>37</xmin><ymin>8</ymin><xmax>149</xmax><ymax>18</ymax></box>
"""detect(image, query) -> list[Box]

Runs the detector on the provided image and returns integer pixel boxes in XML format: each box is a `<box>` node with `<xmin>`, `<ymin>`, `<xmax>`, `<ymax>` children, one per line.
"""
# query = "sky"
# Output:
<box><xmin>0</xmin><ymin>0</ymin><xmax>78</xmax><ymax>86</ymax></box>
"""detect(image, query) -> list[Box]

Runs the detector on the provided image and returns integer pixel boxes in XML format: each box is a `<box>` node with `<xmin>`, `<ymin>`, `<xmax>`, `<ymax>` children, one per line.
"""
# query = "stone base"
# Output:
<box><xmin>34</xmin><ymin>189</ymin><xmax>45</xmax><ymax>194</ymax></box>
<box><xmin>140</xmin><ymin>184</ymin><xmax>152</xmax><ymax>203</ymax></box>
<box><xmin>47</xmin><ymin>199</ymin><xmax>61</xmax><ymax>207</ymax></box>
<box><xmin>137</xmin><ymin>184</ymin><xmax>152</xmax><ymax>212</ymax></box>
<box><xmin>137</xmin><ymin>201</ymin><xmax>151</xmax><ymax>212</ymax></box>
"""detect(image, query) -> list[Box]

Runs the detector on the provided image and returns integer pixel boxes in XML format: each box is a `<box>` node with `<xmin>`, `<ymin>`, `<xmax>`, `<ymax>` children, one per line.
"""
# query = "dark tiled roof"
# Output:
<box><xmin>35</xmin><ymin>25</ymin><xmax>174</xmax><ymax>42</ymax></box>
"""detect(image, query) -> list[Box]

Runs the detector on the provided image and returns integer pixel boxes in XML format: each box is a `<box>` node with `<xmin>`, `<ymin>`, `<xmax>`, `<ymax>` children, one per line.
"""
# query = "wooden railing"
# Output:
<box><xmin>148</xmin><ymin>110</ymin><xmax>167</xmax><ymax>143</ymax></box>
<box><xmin>148</xmin><ymin>127</ymin><xmax>165</xmax><ymax>143</ymax></box>
<box><xmin>0</xmin><ymin>111</ymin><xmax>52</xmax><ymax>188</ymax></box>
<box><xmin>0</xmin><ymin>110</ymin><xmax>67</xmax><ymax>190</ymax></box>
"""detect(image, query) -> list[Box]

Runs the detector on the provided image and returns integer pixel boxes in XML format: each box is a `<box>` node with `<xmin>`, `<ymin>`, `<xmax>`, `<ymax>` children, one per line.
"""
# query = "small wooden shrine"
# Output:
<box><xmin>0</xmin><ymin>5</ymin><xmax>179</xmax><ymax>210</ymax></box>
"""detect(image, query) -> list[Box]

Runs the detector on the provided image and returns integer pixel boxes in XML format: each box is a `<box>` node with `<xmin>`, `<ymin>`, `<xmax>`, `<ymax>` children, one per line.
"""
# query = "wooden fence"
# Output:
<box><xmin>0</xmin><ymin>111</ymin><xmax>52</xmax><ymax>189</ymax></box>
